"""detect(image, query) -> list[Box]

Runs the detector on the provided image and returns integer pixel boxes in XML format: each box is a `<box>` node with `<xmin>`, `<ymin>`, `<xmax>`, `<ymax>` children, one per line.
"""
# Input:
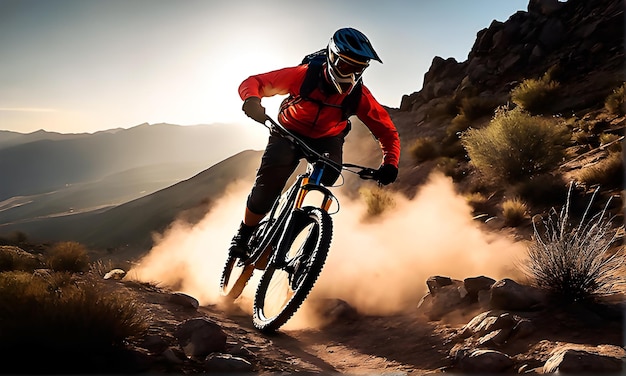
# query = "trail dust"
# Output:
<box><xmin>128</xmin><ymin>172</ymin><xmax>528</xmax><ymax>330</ymax></box>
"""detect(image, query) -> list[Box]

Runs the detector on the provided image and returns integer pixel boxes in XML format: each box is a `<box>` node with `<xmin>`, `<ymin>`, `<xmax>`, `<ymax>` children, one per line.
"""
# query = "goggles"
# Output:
<box><xmin>329</xmin><ymin>52</ymin><xmax>369</xmax><ymax>77</ymax></box>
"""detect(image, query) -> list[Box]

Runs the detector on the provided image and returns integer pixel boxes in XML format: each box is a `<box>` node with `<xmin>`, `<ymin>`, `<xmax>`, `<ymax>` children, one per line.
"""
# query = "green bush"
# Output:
<box><xmin>461</xmin><ymin>107</ymin><xmax>570</xmax><ymax>184</ymax></box>
<box><xmin>522</xmin><ymin>188</ymin><xmax>626</xmax><ymax>303</ymax></box>
<box><xmin>511</xmin><ymin>72</ymin><xmax>560</xmax><ymax>114</ymax></box>
<box><xmin>604</xmin><ymin>83</ymin><xmax>625</xmax><ymax>115</ymax></box>
<box><xmin>46</xmin><ymin>241</ymin><xmax>90</xmax><ymax>272</ymax></box>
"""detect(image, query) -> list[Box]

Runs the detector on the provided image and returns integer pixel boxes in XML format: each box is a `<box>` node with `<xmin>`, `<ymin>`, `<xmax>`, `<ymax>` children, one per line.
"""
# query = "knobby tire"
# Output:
<box><xmin>252</xmin><ymin>206</ymin><xmax>332</xmax><ymax>333</ymax></box>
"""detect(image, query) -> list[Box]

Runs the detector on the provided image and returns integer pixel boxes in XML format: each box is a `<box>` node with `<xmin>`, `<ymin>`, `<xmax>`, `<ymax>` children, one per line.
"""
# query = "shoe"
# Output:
<box><xmin>228</xmin><ymin>222</ymin><xmax>255</xmax><ymax>259</ymax></box>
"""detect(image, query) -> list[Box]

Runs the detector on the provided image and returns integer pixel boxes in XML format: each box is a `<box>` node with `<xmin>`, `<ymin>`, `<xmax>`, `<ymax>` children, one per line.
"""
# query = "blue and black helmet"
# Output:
<box><xmin>330</xmin><ymin>27</ymin><xmax>382</xmax><ymax>64</ymax></box>
<box><xmin>326</xmin><ymin>28</ymin><xmax>381</xmax><ymax>94</ymax></box>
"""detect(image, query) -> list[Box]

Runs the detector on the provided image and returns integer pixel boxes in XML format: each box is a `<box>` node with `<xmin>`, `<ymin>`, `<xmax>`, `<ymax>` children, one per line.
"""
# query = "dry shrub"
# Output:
<box><xmin>513</xmin><ymin>173</ymin><xmax>569</xmax><ymax>208</ymax></box>
<box><xmin>0</xmin><ymin>246</ymin><xmax>42</xmax><ymax>272</ymax></box>
<box><xmin>576</xmin><ymin>152</ymin><xmax>624</xmax><ymax>189</ymax></box>
<box><xmin>458</xmin><ymin>95</ymin><xmax>501</xmax><ymax>121</ymax></box>
<box><xmin>599</xmin><ymin>133</ymin><xmax>622</xmax><ymax>152</ymax></box>
<box><xmin>359</xmin><ymin>186</ymin><xmax>396</xmax><ymax>217</ymax></box>
<box><xmin>604</xmin><ymin>82</ymin><xmax>625</xmax><ymax>115</ymax></box>
<box><xmin>461</xmin><ymin>107</ymin><xmax>570</xmax><ymax>184</ymax></box>
<box><xmin>502</xmin><ymin>197</ymin><xmax>529</xmax><ymax>227</ymax></box>
<box><xmin>522</xmin><ymin>187</ymin><xmax>626</xmax><ymax>303</ymax></box>
<box><xmin>511</xmin><ymin>71</ymin><xmax>560</xmax><ymax>114</ymax></box>
<box><xmin>0</xmin><ymin>270</ymin><xmax>149</xmax><ymax>370</ymax></box>
<box><xmin>408</xmin><ymin>137</ymin><xmax>439</xmax><ymax>163</ymax></box>
<box><xmin>47</xmin><ymin>241</ymin><xmax>90</xmax><ymax>272</ymax></box>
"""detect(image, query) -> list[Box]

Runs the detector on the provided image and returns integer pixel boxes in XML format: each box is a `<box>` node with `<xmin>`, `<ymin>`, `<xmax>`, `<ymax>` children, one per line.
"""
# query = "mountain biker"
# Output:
<box><xmin>229</xmin><ymin>27</ymin><xmax>401</xmax><ymax>258</ymax></box>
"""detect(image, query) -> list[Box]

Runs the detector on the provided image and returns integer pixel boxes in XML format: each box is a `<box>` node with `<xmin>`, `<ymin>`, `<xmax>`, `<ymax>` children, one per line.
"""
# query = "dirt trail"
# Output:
<box><xmin>198</xmin><ymin>301</ymin><xmax>457</xmax><ymax>374</ymax></box>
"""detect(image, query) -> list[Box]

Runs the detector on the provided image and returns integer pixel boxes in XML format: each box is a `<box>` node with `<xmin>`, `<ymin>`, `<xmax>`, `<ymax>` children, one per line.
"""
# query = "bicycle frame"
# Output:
<box><xmin>242</xmin><ymin>117</ymin><xmax>369</xmax><ymax>269</ymax></box>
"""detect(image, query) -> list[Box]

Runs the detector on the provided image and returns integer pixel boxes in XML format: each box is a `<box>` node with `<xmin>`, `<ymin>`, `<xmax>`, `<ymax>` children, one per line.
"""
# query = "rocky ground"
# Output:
<box><xmin>105</xmin><ymin>273</ymin><xmax>624</xmax><ymax>375</ymax></box>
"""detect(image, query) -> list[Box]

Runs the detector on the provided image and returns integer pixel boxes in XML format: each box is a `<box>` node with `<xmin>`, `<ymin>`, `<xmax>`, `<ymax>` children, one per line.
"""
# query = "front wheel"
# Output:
<box><xmin>252</xmin><ymin>207</ymin><xmax>332</xmax><ymax>333</ymax></box>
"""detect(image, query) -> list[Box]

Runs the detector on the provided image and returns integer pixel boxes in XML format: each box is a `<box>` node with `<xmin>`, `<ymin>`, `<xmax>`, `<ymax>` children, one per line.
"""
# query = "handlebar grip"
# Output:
<box><xmin>358</xmin><ymin>169</ymin><xmax>377</xmax><ymax>180</ymax></box>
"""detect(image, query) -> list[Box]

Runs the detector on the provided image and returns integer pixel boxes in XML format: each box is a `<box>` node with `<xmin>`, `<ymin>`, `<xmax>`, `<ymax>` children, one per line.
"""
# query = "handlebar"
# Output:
<box><xmin>262</xmin><ymin>116</ymin><xmax>378</xmax><ymax>182</ymax></box>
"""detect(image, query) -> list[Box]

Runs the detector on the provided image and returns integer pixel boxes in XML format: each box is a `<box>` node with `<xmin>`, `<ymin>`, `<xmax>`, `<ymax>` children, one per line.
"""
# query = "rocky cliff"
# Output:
<box><xmin>400</xmin><ymin>0</ymin><xmax>623</xmax><ymax>115</ymax></box>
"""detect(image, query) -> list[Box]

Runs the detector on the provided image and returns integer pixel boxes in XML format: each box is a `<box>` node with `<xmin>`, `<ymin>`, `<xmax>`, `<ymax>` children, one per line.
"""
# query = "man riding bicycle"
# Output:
<box><xmin>230</xmin><ymin>27</ymin><xmax>401</xmax><ymax>259</ymax></box>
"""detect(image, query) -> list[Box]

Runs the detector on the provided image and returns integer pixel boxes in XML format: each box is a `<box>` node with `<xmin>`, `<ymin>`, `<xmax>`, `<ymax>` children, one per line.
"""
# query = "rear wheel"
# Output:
<box><xmin>252</xmin><ymin>207</ymin><xmax>332</xmax><ymax>332</ymax></box>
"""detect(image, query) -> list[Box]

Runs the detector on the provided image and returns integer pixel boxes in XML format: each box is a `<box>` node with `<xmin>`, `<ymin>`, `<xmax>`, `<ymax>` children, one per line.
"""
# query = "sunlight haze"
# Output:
<box><xmin>0</xmin><ymin>0</ymin><xmax>527</xmax><ymax>135</ymax></box>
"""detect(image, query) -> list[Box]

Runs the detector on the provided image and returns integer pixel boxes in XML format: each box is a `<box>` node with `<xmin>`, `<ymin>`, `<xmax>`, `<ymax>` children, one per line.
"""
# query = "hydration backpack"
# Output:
<box><xmin>280</xmin><ymin>49</ymin><xmax>363</xmax><ymax>120</ymax></box>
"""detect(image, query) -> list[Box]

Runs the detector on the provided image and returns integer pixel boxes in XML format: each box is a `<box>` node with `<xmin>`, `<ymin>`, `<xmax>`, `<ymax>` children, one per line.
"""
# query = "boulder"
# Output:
<box><xmin>173</xmin><ymin>318</ymin><xmax>227</xmax><ymax>358</ymax></box>
<box><xmin>489</xmin><ymin>278</ymin><xmax>547</xmax><ymax>311</ymax></box>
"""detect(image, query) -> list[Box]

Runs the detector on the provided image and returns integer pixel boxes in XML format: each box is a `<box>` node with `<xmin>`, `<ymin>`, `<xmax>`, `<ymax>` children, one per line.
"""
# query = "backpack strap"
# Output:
<box><xmin>280</xmin><ymin>53</ymin><xmax>363</xmax><ymax>121</ymax></box>
<box><xmin>299</xmin><ymin>60</ymin><xmax>362</xmax><ymax>120</ymax></box>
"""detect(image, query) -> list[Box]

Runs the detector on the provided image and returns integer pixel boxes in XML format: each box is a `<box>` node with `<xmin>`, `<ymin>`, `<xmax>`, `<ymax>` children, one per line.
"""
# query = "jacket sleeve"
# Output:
<box><xmin>238</xmin><ymin>66</ymin><xmax>306</xmax><ymax>101</ymax></box>
<box><xmin>356</xmin><ymin>85</ymin><xmax>401</xmax><ymax>168</ymax></box>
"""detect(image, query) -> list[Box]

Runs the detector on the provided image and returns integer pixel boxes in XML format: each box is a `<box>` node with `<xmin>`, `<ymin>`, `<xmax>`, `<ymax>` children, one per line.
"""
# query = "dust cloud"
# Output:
<box><xmin>128</xmin><ymin>171</ymin><xmax>528</xmax><ymax>328</ymax></box>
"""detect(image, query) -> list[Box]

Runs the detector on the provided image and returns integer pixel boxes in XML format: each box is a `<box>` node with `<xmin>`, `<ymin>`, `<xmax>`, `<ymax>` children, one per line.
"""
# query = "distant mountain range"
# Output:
<box><xmin>0</xmin><ymin>122</ymin><xmax>264</xmax><ymax>223</ymax></box>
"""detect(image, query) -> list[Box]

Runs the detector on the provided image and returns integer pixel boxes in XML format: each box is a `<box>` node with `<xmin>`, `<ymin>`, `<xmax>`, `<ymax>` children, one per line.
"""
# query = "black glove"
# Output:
<box><xmin>242</xmin><ymin>97</ymin><xmax>267</xmax><ymax>123</ymax></box>
<box><xmin>374</xmin><ymin>164</ymin><xmax>398</xmax><ymax>185</ymax></box>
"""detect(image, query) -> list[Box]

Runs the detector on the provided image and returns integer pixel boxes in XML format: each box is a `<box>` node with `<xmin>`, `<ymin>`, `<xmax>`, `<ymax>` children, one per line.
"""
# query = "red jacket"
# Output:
<box><xmin>239</xmin><ymin>65</ymin><xmax>400</xmax><ymax>168</ymax></box>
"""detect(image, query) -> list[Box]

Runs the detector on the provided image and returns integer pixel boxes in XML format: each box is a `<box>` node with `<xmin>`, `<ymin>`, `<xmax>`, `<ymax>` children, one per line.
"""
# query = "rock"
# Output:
<box><xmin>103</xmin><ymin>268</ymin><xmax>126</xmax><ymax>280</ymax></box>
<box><xmin>489</xmin><ymin>278</ymin><xmax>547</xmax><ymax>311</ymax></box>
<box><xmin>312</xmin><ymin>298</ymin><xmax>359</xmax><ymax>324</ymax></box>
<box><xmin>140</xmin><ymin>334</ymin><xmax>169</xmax><ymax>354</ymax></box>
<box><xmin>204</xmin><ymin>353</ymin><xmax>254</xmax><ymax>373</ymax></box>
<box><xmin>463</xmin><ymin>276</ymin><xmax>496</xmax><ymax>301</ymax></box>
<box><xmin>426</xmin><ymin>275</ymin><xmax>453</xmax><ymax>295</ymax></box>
<box><xmin>543</xmin><ymin>345</ymin><xmax>625</xmax><ymax>373</ymax></box>
<box><xmin>457</xmin><ymin>349</ymin><xmax>514</xmax><ymax>373</ymax></box>
<box><xmin>169</xmin><ymin>292</ymin><xmax>199</xmax><ymax>310</ymax></box>
<box><xmin>173</xmin><ymin>318</ymin><xmax>227</xmax><ymax>358</ymax></box>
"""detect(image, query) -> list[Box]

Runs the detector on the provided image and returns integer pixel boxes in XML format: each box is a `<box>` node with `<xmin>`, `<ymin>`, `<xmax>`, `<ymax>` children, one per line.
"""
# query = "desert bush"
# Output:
<box><xmin>461</xmin><ymin>107</ymin><xmax>570</xmax><ymax>184</ymax></box>
<box><xmin>359</xmin><ymin>186</ymin><xmax>396</xmax><ymax>217</ymax></box>
<box><xmin>46</xmin><ymin>241</ymin><xmax>90</xmax><ymax>272</ymax></box>
<box><xmin>513</xmin><ymin>173</ymin><xmax>568</xmax><ymax>208</ymax></box>
<box><xmin>502</xmin><ymin>197</ymin><xmax>528</xmax><ymax>227</ymax></box>
<box><xmin>408</xmin><ymin>137</ymin><xmax>439</xmax><ymax>163</ymax></box>
<box><xmin>458</xmin><ymin>95</ymin><xmax>501</xmax><ymax>121</ymax></box>
<box><xmin>599</xmin><ymin>133</ymin><xmax>622</xmax><ymax>152</ymax></box>
<box><xmin>576</xmin><ymin>151</ymin><xmax>624</xmax><ymax>189</ymax></box>
<box><xmin>522</xmin><ymin>187</ymin><xmax>626</xmax><ymax>303</ymax></box>
<box><xmin>511</xmin><ymin>71</ymin><xmax>560</xmax><ymax>114</ymax></box>
<box><xmin>0</xmin><ymin>271</ymin><xmax>148</xmax><ymax>355</ymax></box>
<box><xmin>448</xmin><ymin>114</ymin><xmax>471</xmax><ymax>139</ymax></box>
<box><xmin>604</xmin><ymin>82</ymin><xmax>625</xmax><ymax>115</ymax></box>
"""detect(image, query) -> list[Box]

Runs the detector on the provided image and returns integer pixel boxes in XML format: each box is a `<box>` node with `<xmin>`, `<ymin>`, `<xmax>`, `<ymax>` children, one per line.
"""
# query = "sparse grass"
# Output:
<box><xmin>522</xmin><ymin>187</ymin><xmax>626</xmax><ymax>303</ymax></box>
<box><xmin>502</xmin><ymin>197</ymin><xmax>529</xmax><ymax>227</ymax></box>
<box><xmin>408</xmin><ymin>136</ymin><xmax>439</xmax><ymax>163</ymax></box>
<box><xmin>460</xmin><ymin>106</ymin><xmax>570</xmax><ymax>184</ymax></box>
<box><xmin>511</xmin><ymin>71</ymin><xmax>560</xmax><ymax>114</ymax></box>
<box><xmin>47</xmin><ymin>241</ymin><xmax>90</xmax><ymax>272</ymax></box>
<box><xmin>604</xmin><ymin>82</ymin><xmax>625</xmax><ymax>115</ymax></box>
<box><xmin>359</xmin><ymin>186</ymin><xmax>396</xmax><ymax>217</ymax></box>
<box><xmin>576</xmin><ymin>151</ymin><xmax>624</xmax><ymax>189</ymax></box>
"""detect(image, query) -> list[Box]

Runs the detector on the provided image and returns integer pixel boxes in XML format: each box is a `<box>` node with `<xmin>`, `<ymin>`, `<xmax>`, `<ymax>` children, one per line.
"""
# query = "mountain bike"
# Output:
<box><xmin>219</xmin><ymin>116</ymin><xmax>379</xmax><ymax>333</ymax></box>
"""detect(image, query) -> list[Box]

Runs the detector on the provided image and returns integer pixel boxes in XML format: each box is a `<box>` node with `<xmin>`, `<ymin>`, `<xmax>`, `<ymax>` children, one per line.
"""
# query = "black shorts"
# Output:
<box><xmin>246</xmin><ymin>130</ymin><xmax>345</xmax><ymax>215</ymax></box>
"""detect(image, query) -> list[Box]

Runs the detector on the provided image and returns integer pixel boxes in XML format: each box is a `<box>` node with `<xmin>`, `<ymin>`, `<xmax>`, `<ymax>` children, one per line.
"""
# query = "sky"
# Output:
<box><xmin>0</xmin><ymin>0</ymin><xmax>529</xmax><ymax>135</ymax></box>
